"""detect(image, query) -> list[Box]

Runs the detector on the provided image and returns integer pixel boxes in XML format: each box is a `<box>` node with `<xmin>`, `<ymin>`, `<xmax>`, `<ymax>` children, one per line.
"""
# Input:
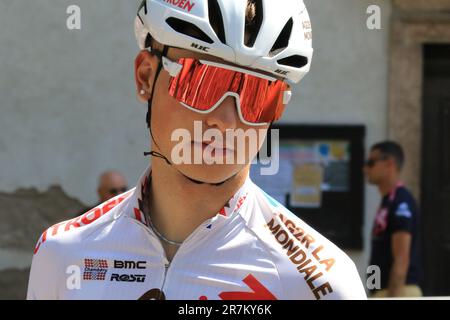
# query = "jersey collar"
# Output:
<box><xmin>125</xmin><ymin>165</ymin><xmax>252</xmax><ymax>229</ymax></box>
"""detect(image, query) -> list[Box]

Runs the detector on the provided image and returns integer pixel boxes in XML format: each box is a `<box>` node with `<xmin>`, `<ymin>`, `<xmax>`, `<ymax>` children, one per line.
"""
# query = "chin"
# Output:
<box><xmin>179</xmin><ymin>164</ymin><xmax>243</xmax><ymax>184</ymax></box>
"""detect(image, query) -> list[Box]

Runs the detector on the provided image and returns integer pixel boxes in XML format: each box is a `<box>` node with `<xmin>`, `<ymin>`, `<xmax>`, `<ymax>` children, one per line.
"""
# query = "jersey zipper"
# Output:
<box><xmin>130</xmin><ymin>215</ymin><xmax>217</xmax><ymax>298</ymax></box>
<box><xmin>158</xmin><ymin>221</ymin><xmax>212</xmax><ymax>298</ymax></box>
<box><xmin>159</xmin><ymin>262</ymin><xmax>170</xmax><ymax>300</ymax></box>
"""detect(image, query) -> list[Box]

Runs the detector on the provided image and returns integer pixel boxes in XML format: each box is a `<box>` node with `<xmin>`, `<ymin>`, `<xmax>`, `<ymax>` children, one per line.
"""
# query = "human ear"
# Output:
<box><xmin>134</xmin><ymin>50</ymin><xmax>159</xmax><ymax>103</ymax></box>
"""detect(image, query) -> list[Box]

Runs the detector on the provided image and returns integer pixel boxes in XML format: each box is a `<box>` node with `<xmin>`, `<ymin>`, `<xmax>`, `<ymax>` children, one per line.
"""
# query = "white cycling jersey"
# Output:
<box><xmin>27</xmin><ymin>166</ymin><xmax>367</xmax><ymax>300</ymax></box>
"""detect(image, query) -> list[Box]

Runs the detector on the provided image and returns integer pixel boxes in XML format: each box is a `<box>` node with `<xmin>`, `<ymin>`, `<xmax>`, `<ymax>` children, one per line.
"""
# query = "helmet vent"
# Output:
<box><xmin>166</xmin><ymin>17</ymin><xmax>214</xmax><ymax>44</ymax></box>
<box><xmin>245</xmin><ymin>0</ymin><xmax>263</xmax><ymax>48</ymax></box>
<box><xmin>145</xmin><ymin>33</ymin><xmax>152</xmax><ymax>48</ymax></box>
<box><xmin>208</xmin><ymin>0</ymin><xmax>226</xmax><ymax>44</ymax></box>
<box><xmin>277</xmin><ymin>55</ymin><xmax>308</xmax><ymax>68</ymax></box>
<box><xmin>269</xmin><ymin>18</ymin><xmax>293</xmax><ymax>57</ymax></box>
<box><xmin>138</xmin><ymin>0</ymin><xmax>148</xmax><ymax>15</ymax></box>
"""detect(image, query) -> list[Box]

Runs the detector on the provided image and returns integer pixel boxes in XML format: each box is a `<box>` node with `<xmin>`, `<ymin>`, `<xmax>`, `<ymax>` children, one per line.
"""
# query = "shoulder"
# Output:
<box><xmin>29</xmin><ymin>190</ymin><xmax>135</xmax><ymax>283</ymax></box>
<box><xmin>395</xmin><ymin>186</ymin><xmax>416</xmax><ymax>204</ymax></box>
<box><xmin>32</xmin><ymin>190</ymin><xmax>134</xmax><ymax>258</ymax></box>
<box><xmin>392</xmin><ymin>186</ymin><xmax>418</xmax><ymax>217</ymax></box>
<box><xmin>27</xmin><ymin>190</ymin><xmax>135</xmax><ymax>299</ymax></box>
<box><xmin>240</xmin><ymin>181</ymin><xmax>367</xmax><ymax>300</ymax></box>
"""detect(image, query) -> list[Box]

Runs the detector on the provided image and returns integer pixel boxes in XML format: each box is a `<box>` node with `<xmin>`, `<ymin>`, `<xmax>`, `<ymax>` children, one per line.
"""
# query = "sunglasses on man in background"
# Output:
<box><xmin>109</xmin><ymin>187</ymin><xmax>128</xmax><ymax>196</ymax></box>
<box><xmin>364</xmin><ymin>156</ymin><xmax>389</xmax><ymax>168</ymax></box>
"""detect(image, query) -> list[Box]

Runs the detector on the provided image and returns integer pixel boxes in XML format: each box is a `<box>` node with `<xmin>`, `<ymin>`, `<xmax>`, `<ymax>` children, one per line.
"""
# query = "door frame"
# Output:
<box><xmin>389</xmin><ymin>5</ymin><xmax>450</xmax><ymax>296</ymax></box>
<box><xmin>421</xmin><ymin>44</ymin><xmax>450</xmax><ymax>296</ymax></box>
<box><xmin>389</xmin><ymin>9</ymin><xmax>450</xmax><ymax>199</ymax></box>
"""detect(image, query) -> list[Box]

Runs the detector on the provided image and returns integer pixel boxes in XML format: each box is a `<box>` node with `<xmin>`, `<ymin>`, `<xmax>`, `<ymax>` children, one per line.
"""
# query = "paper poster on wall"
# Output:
<box><xmin>320</xmin><ymin>141</ymin><xmax>350</xmax><ymax>192</ymax></box>
<box><xmin>290</xmin><ymin>163</ymin><xmax>324</xmax><ymax>208</ymax></box>
<box><xmin>250</xmin><ymin>139</ymin><xmax>351</xmax><ymax>208</ymax></box>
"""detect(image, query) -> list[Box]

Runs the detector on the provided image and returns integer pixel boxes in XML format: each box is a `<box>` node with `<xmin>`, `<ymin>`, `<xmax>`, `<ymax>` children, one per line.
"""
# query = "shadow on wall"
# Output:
<box><xmin>0</xmin><ymin>186</ymin><xmax>86</xmax><ymax>300</ymax></box>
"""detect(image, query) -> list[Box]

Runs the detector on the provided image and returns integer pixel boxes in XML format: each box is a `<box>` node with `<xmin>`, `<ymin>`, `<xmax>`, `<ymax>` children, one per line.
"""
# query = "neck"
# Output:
<box><xmin>148</xmin><ymin>160</ymin><xmax>249</xmax><ymax>245</ymax></box>
<box><xmin>378</xmin><ymin>175</ymin><xmax>400</xmax><ymax>197</ymax></box>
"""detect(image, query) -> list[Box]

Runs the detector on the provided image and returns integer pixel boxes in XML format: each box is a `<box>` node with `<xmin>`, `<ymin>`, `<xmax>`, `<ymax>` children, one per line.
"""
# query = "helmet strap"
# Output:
<box><xmin>144</xmin><ymin>46</ymin><xmax>237</xmax><ymax>187</ymax></box>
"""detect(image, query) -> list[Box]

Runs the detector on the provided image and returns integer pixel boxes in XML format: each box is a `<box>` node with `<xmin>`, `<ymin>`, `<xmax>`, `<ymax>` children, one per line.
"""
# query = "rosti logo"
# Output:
<box><xmin>111</xmin><ymin>274</ymin><xmax>146</xmax><ymax>283</ymax></box>
<box><xmin>163</xmin><ymin>0</ymin><xmax>196</xmax><ymax>12</ymax></box>
<box><xmin>33</xmin><ymin>192</ymin><xmax>132</xmax><ymax>254</ymax></box>
<box><xmin>266</xmin><ymin>213</ymin><xmax>336</xmax><ymax>300</ymax></box>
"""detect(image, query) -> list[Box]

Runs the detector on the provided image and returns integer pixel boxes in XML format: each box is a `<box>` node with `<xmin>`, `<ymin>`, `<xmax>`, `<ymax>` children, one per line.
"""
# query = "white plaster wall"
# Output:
<box><xmin>0</xmin><ymin>0</ymin><xmax>149</xmax><ymax>207</ymax></box>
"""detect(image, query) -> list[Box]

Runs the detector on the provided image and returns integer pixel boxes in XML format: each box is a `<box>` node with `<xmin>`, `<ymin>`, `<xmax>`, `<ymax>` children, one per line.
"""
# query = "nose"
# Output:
<box><xmin>204</xmin><ymin>95</ymin><xmax>239</xmax><ymax>131</ymax></box>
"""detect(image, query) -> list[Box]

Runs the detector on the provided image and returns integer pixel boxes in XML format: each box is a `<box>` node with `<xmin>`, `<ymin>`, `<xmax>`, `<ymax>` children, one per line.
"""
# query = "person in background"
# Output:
<box><xmin>74</xmin><ymin>170</ymin><xmax>129</xmax><ymax>217</ymax></box>
<box><xmin>97</xmin><ymin>170</ymin><xmax>129</xmax><ymax>203</ymax></box>
<box><xmin>364</xmin><ymin>141</ymin><xmax>422</xmax><ymax>298</ymax></box>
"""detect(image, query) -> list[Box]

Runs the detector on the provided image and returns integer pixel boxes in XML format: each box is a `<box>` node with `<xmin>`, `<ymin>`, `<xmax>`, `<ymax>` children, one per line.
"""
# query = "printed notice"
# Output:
<box><xmin>290</xmin><ymin>163</ymin><xmax>324</xmax><ymax>208</ymax></box>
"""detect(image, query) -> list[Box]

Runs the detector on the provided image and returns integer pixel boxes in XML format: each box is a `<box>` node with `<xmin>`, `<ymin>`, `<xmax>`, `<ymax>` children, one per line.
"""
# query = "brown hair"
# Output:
<box><xmin>245</xmin><ymin>1</ymin><xmax>257</xmax><ymax>29</ymax></box>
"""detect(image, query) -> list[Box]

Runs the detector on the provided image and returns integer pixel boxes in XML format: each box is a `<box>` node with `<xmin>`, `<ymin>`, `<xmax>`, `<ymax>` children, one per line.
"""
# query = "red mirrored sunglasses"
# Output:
<box><xmin>161</xmin><ymin>56</ymin><xmax>292</xmax><ymax>126</ymax></box>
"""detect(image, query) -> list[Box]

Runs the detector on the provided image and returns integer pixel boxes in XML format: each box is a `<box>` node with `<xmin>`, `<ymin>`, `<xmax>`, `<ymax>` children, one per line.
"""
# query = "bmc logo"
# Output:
<box><xmin>111</xmin><ymin>274</ymin><xmax>146</xmax><ymax>283</ymax></box>
<box><xmin>191</xmin><ymin>43</ymin><xmax>209</xmax><ymax>52</ymax></box>
<box><xmin>114</xmin><ymin>260</ymin><xmax>146</xmax><ymax>269</ymax></box>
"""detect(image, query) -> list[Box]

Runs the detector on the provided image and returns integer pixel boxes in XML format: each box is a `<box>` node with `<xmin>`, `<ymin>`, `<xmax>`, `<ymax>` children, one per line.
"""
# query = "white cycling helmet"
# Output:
<box><xmin>135</xmin><ymin>0</ymin><xmax>313</xmax><ymax>84</ymax></box>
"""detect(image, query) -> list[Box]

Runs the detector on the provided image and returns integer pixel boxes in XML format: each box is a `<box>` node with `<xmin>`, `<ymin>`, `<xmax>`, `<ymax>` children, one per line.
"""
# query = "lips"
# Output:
<box><xmin>192</xmin><ymin>140</ymin><xmax>234</xmax><ymax>152</ymax></box>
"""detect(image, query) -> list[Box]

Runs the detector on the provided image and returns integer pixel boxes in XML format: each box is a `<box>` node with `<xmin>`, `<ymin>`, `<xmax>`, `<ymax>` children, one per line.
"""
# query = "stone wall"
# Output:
<box><xmin>388</xmin><ymin>0</ymin><xmax>450</xmax><ymax>199</ymax></box>
<box><xmin>0</xmin><ymin>268</ymin><xmax>30</xmax><ymax>300</ymax></box>
<box><xmin>0</xmin><ymin>187</ymin><xmax>85</xmax><ymax>299</ymax></box>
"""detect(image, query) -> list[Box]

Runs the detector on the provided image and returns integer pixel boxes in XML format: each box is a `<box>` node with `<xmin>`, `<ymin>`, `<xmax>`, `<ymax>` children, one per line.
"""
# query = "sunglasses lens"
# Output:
<box><xmin>239</xmin><ymin>79</ymin><xmax>287</xmax><ymax>124</ymax></box>
<box><xmin>168</xmin><ymin>58</ymin><xmax>234</xmax><ymax>112</ymax></box>
<box><xmin>366</xmin><ymin>160</ymin><xmax>375</xmax><ymax>167</ymax></box>
<box><xmin>167</xmin><ymin>58</ymin><xmax>287</xmax><ymax>125</ymax></box>
<box><xmin>109</xmin><ymin>187</ymin><xmax>128</xmax><ymax>195</ymax></box>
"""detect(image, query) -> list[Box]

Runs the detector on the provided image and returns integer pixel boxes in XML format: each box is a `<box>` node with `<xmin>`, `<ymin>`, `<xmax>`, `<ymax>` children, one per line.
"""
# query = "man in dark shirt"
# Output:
<box><xmin>364</xmin><ymin>141</ymin><xmax>422</xmax><ymax>297</ymax></box>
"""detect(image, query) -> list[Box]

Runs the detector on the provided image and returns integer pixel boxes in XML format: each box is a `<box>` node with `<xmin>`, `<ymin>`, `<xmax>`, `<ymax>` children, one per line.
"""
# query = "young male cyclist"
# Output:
<box><xmin>27</xmin><ymin>0</ymin><xmax>367</xmax><ymax>300</ymax></box>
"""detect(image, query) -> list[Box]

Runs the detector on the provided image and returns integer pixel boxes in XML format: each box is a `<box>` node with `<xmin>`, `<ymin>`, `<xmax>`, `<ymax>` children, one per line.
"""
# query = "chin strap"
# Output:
<box><xmin>143</xmin><ymin>151</ymin><xmax>170</xmax><ymax>165</ymax></box>
<box><xmin>144</xmin><ymin>46</ymin><xmax>237</xmax><ymax>187</ymax></box>
<box><xmin>143</xmin><ymin>151</ymin><xmax>236</xmax><ymax>186</ymax></box>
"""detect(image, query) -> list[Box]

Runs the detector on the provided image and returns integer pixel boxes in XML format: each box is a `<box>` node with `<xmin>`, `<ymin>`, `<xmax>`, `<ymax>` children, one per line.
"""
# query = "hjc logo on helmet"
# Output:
<box><xmin>191</xmin><ymin>43</ymin><xmax>209</xmax><ymax>52</ymax></box>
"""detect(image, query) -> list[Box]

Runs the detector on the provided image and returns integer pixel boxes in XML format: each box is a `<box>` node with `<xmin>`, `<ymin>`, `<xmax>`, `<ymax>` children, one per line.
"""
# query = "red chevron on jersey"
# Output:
<box><xmin>218</xmin><ymin>274</ymin><xmax>277</xmax><ymax>300</ymax></box>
